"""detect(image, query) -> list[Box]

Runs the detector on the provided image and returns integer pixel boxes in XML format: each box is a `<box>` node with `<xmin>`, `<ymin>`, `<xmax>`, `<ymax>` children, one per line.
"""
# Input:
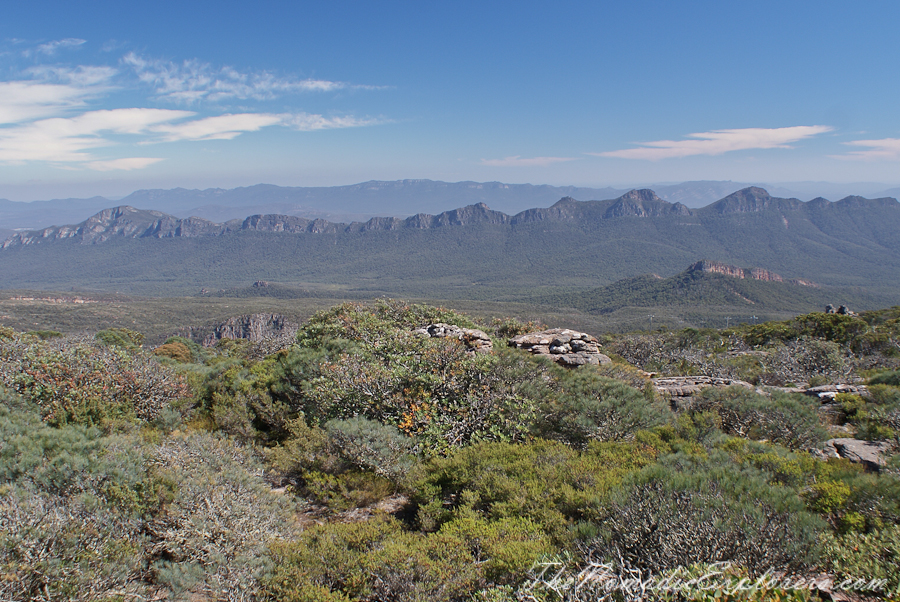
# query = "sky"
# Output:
<box><xmin>2</xmin><ymin>0</ymin><xmax>900</xmax><ymax>201</ymax></box>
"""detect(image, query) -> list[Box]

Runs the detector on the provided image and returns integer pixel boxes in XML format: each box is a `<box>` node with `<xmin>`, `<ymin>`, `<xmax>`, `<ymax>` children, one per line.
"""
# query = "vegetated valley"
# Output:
<box><xmin>2</xmin><ymin>184</ymin><xmax>900</xmax><ymax>601</ymax></box>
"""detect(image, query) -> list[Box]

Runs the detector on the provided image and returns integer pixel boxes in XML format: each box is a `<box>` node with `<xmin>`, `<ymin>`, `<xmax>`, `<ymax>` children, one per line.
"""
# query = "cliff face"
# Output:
<box><xmin>689</xmin><ymin>260</ymin><xmax>817</xmax><ymax>287</ymax></box>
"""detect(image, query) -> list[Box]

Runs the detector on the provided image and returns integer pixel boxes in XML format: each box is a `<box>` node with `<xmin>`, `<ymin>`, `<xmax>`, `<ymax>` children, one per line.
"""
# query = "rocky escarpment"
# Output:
<box><xmin>508</xmin><ymin>328</ymin><xmax>611</xmax><ymax>366</ymax></box>
<box><xmin>177</xmin><ymin>313</ymin><xmax>299</xmax><ymax>347</ymax></box>
<box><xmin>689</xmin><ymin>260</ymin><xmax>818</xmax><ymax>287</ymax></box>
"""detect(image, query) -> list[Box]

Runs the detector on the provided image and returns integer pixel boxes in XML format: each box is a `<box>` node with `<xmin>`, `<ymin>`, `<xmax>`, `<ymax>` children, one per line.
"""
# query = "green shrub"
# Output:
<box><xmin>95</xmin><ymin>327</ymin><xmax>144</xmax><ymax>350</ymax></box>
<box><xmin>149</xmin><ymin>432</ymin><xmax>300</xmax><ymax>599</ymax></box>
<box><xmin>410</xmin><ymin>439</ymin><xmax>656</xmax><ymax>539</ymax></box>
<box><xmin>689</xmin><ymin>386</ymin><xmax>826</xmax><ymax>450</ymax></box>
<box><xmin>581</xmin><ymin>457</ymin><xmax>824</xmax><ymax>576</ymax></box>
<box><xmin>870</xmin><ymin>370</ymin><xmax>900</xmax><ymax>386</ymax></box>
<box><xmin>325</xmin><ymin>416</ymin><xmax>416</xmax><ymax>481</ymax></box>
<box><xmin>537</xmin><ymin>369</ymin><xmax>672</xmax><ymax>446</ymax></box>
<box><xmin>264</xmin><ymin>514</ymin><xmax>550</xmax><ymax>602</ymax></box>
<box><xmin>821</xmin><ymin>525</ymin><xmax>900</xmax><ymax>597</ymax></box>
<box><xmin>153</xmin><ymin>341</ymin><xmax>193</xmax><ymax>362</ymax></box>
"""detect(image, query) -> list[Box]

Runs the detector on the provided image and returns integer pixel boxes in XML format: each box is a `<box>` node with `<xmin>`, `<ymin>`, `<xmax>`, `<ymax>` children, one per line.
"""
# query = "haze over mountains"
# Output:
<box><xmin>3</xmin><ymin>179</ymin><xmax>900</xmax><ymax>233</ymax></box>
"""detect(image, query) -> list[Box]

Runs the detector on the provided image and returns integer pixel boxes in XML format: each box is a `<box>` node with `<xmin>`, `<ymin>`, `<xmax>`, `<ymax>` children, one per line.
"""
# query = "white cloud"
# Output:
<box><xmin>0</xmin><ymin>108</ymin><xmax>193</xmax><ymax>162</ymax></box>
<box><xmin>122</xmin><ymin>52</ymin><xmax>353</xmax><ymax>103</ymax></box>
<box><xmin>85</xmin><ymin>157</ymin><xmax>165</xmax><ymax>171</ymax></box>
<box><xmin>0</xmin><ymin>50</ymin><xmax>385</xmax><ymax>170</ymax></box>
<box><xmin>834</xmin><ymin>138</ymin><xmax>900</xmax><ymax>161</ymax></box>
<box><xmin>479</xmin><ymin>155</ymin><xmax>576</xmax><ymax>167</ymax></box>
<box><xmin>0</xmin><ymin>80</ymin><xmax>99</xmax><ymax>124</ymax></box>
<box><xmin>36</xmin><ymin>38</ymin><xmax>86</xmax><ymax>55</ymax></box>
<box><xmin>593</xmin><ymin>126</ymin><xmax>833</xmax><ymax>160</ymax></box>
<box><xmin>149</xmin><ymin>113</ymin><xmax>285</xmax><ymax>142</ymax></box>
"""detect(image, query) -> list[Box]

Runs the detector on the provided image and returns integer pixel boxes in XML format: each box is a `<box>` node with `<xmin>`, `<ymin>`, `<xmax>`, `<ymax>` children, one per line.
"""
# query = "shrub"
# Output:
<box><xmin>821</xmin><ymin>526</ymin><xmax>900</xmax><ymax>597</ymax></box>
<box><xmin>325</xmin><ymin>416</ymin><xmax>416</xmax><ymax>481</ymax></box>
<box><xmin>95</xmin><ymin>327</ymin><xmax>144</xmax><ymax>350</ymax></box>
<box><xmin>153</xmin><ymin>341</ymin><xmax>193</xmax><ymax>363</ymax></box>
<box><xmin>149</xmin><ymin>432</ymin><xmax>300</xmax><ymax>600</ymax></box>
<box><xmin>0</xmin><ymin>334</ymin><xmax>188</xmax><ymax>427</ymax></box>
<box><xmin>0</xmin><ymin>397</ymin><xmax>166</xmax><ymax>601</ymax></box>
<box><xmin>264</xmin><ymin>515</ymin><xmax>551</xmax><ymax>602</ymax></box>
<box><xmin>581</xmin><ymin>458</ymin><xmax>824</xmax><ymax>576</ymax></box>
<box><xmin>537</xmin><ymin>369</ymin><xmax>672</xmax><ymax>446</ymax></box>
<box><xmin>410</xmin><ymin>439</ymin><xmax>657</xmax><ymax>539</ymax></box>
<box><xmin>688</xmin><ymin>386</ymin><xmax>826</xmax><ymax>450</ymax></box>
<box><xmin>870</xmin><ymin>369</ymin><xmax>900</xmax><ymax>386</ymax></box>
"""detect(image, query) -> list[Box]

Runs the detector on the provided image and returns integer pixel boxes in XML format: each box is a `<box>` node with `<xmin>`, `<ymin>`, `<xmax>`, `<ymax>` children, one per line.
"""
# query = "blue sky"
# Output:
<box><xmin>2</xmin><ymin>0</ymin><xmax>900</xmax><ymax>200</ymax></box>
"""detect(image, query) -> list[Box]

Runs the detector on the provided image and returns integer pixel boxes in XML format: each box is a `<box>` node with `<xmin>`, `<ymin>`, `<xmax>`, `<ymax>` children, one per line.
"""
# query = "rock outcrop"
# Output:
<box><xmin>508</xmin><ymin>328</ymin><xmax>610</xmax><ymax>366</ymax></box>
<box><xmin>187</xmin><ymin>313</ymin><xmax>298</xmax><ymax>347</ymax></box>
<box><xmin>804</xmin><ymin>384</ymin><xmax>869</xmax><ymax>400</ymax></box>
<box><xmin>653</xmin><ymin>376</ymin><xmax>759</xmax><ymax>409</ymax></box>
<box><xmin>688</xmin><ymin>260</ymin><xmax>817</xmax><ymax>287</ymax></box>
<box><xmin>822</xmin><ymin>438</ymin><xmax>892</xmax><ymax>472</ymax></box>
<box><xmin>414</xmin><ymin>323</ymin><xmax>493</xmax><ymax>353</ymax></box>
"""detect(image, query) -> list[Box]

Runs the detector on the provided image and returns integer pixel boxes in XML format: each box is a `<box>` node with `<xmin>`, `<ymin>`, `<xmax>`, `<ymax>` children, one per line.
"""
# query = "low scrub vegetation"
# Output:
<box><xmin>0</xmin><ymin>301</ymin><xmax>898</xmax><ymax>600</ymax></box>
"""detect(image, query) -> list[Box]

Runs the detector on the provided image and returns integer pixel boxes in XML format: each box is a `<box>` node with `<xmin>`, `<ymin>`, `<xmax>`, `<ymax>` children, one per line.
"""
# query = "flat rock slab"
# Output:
<box><xmin>509</xmin><ymin>328</ymin><xmax>611</xmax><ymax>367</ymax></box>
<box><xmin>822</xmin><ymin>438</ymin><xmax>893</xmax><ymax>471</ymax></box>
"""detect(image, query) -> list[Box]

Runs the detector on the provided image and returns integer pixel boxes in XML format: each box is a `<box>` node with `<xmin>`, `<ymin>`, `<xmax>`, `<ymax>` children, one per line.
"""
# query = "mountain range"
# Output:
<box><xmin>5</xmin><ymin>179</ymin><xmax>900</xmax><ymax>233</ymax></box>
<box><xmin>1</xmin><ymin>187</ymin><xmax>898</xmax><ymax>313</ymax></box>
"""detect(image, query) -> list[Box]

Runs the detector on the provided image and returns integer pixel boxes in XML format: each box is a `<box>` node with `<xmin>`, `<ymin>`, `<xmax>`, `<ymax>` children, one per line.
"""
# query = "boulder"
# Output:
<box><xmin>508</xmin><ymin>328</ymin><xmax>610</xmax><ymax>366</ymax></box>
<box><xmin>822</xmin><ymin>438</ymin><xmax>892</xmax><ymax>471</ymax></box>
<box><xmin>414</xmin><ymin>323</ymin><xmax>493</xmax><ymax>353</ymax></box>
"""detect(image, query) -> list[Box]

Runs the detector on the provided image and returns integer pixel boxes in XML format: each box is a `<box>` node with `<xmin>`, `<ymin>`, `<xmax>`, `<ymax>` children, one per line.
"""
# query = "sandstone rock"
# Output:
<box><xmin>508</xmin><ymin>328</ymin><xmax>610</xmax><ymax>367</ymax></box>
<box><xmin>414</xmin><ymin>323</ymin><xmax>493</xmax><ymax>353</ymax></box>
<box><xmin>822</xmin><ymin>438</ymin><xmax>892</xmax><ymax>471</ymax></box>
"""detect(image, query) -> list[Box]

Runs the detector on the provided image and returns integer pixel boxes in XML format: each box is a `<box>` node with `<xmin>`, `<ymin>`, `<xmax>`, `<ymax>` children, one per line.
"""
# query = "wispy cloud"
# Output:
<box><xmin>0</xmin><ymin>108</ymin><xmax>193</xmax><ymax>163</ymax></box>
<box><xmin>122</xmin><ymin>52</ymin><xmax>364</xmax><ymax>103</ymax></box>
<box><xmin>26</xmin><ymin>64</ymin><xmax>117</xmax><ymax>87</ymax></box>
<box><xmin>286</xmin><ymin>112</ymin><xmax>383</xmax><ymax>131</ymax></box>
<box><xmin>479</xmin><ymin>155</ymin><xmax>576</xmax><ymax>167</ymax></box>
<box><xmin>35</xmin><ymin>38</ymin><xmax>86</xmax><ymax>56</ymax></box>
<box><xmin>149</xmin><ymin>113</ymin><xmax>285</xmax><ymax>142</ymax></box>
<box><xmin>593</xmin><ymin>126</ymin><xmax>833</xmax><ymax>160</ymax></box>
<box><xmin>0</xmin><ymin>47</ymin><xmax>386</xmax><ymax>171</ymax></box>
<box><xmin>85</xmin><ymin>157</ymin><xmax>165</xmax><ymax>171</ymax></box>
<box><xmin>834</xmin><ymin>138</ymin><xmax>900</xmax><ymax>161</ymax></box>
<box><xmin>0</xmin><ymin>80</ymin><xmax>103</xmax><ymax>125</ymax></box>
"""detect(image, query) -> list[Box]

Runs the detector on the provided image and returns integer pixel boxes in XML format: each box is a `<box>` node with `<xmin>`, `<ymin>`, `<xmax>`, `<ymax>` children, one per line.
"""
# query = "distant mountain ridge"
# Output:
<box><xmin>1</xmin><ymin>186</ymin><xmax>899</xmax><ymax>307</ymax></box>
<box><xmin>3</xmin><ymin>186</ymin><xmax>896</xmax><ymax>249</ymax></box>
<box><xmin>7</xmin><ymin>178</ymin><xmax>900</xmax><ymax>233</ymax></box>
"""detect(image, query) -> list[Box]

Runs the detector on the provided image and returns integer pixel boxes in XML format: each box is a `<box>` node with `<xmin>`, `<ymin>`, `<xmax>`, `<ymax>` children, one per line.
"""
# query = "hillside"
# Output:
<box><xmin>1</xmin><ymin>187</ymin><xmax>899</xmax><ymax>309</ymax></box>
<box><xmin>534</xmin><ymin>260</ymin><xmax>849</xmax><ymax>313</ymax></box>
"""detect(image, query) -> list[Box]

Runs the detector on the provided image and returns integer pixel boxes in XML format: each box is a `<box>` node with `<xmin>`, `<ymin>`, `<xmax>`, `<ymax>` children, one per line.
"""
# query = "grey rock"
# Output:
<box><xmin>822</xmin><ymin>438</ymin><xmax>892</xmax><ymax>471</ymax></box>
<box><xmin>509</xmin><ymin>328</ymin><xmax>611</xmax><ymax>367</ymax></box>
<box><xmin>414</xmin><ymin>323</ymin><xmax>493</xmax><ymax>353</ymax></box>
